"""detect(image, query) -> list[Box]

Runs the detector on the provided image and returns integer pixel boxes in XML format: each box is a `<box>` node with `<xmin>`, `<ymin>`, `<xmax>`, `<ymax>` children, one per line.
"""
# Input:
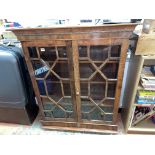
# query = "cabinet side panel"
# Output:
<box><xmin>112</xmin><ymin>39</ymin><xmax>129</xmax><ymax>123</ymax></box>
<box><xmin>121</xmin><ymin>54</ymin><xmax>143</xmax><ymax>132</ymax></box>
<box><xmin>21</xmin><ymin>43</ymin><xmax>45</xmax><ymax>119</ymax></box>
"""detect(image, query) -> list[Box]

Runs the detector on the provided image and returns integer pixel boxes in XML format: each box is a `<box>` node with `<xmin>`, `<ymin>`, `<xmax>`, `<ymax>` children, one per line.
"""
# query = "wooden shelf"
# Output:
<box><xmin>129</xmin><ymin>119</ymin><xmax>155</xmax><ymax>133</ymax></box>
<box><xmin>134</xmin><ymin>104</ymin><xmax>155</xmax><ymax>107</ymax></box>
<box><xmin>121</xmin><ymin>54</ymin><xmax>155</xmax><ymax>134</ymax></box>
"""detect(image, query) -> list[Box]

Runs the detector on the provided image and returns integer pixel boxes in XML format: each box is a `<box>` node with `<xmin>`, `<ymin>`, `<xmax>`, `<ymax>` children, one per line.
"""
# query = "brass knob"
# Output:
<box><xmin>76</xmin><ymin>91</ymin><xmax>79</xmax><ymax>95</ymax></box>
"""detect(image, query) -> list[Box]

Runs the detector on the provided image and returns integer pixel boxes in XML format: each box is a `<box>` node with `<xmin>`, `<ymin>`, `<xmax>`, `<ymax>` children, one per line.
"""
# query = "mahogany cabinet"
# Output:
<box><xmin>11</xmin><ymin>24</ymin><xmax>136</xmax><ymax>133</ymax></box>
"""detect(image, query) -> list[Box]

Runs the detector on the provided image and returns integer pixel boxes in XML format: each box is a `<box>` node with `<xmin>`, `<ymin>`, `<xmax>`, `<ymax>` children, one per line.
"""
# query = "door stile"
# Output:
<box><xmin>66</xmin><ymin>40</ymin><xmax>81</xmax><ymax>124</ymax></box>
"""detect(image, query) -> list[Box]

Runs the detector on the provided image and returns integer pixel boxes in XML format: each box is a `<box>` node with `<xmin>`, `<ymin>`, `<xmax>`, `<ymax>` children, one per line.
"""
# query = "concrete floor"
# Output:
<box><xmin>0</xmin><ymin>114</ymin><xmax>125</xmax><ymax>135</ymax></box>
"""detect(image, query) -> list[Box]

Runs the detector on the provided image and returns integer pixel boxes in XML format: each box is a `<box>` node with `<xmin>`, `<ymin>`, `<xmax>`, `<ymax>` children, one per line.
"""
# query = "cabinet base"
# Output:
<box><xmin>40</xmin><ymin>120</ymin><xmax>118</xmax><ymax>134</ymax></box>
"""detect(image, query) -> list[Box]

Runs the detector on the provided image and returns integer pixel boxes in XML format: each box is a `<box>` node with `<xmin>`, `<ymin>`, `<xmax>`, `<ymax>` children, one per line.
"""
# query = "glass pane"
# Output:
<box><xmin>59</xmin><ymin>97</ymin><xmax>73</xmax><ymax>112</ymax></box>
<box><xmin>46</xmin><ymin>73</ymin><xmax>59</xmax><ymax>82</ymax></box>
<box><xmin>79</xmin><ymin>63</ymin><xmax>95</xmax><ymax>78</ymax></box>
<box><xmin>28</xmin><ymin>47</ymin><xmax>38</xmax><ymax>58</ymax></box>
<box><xmin>63</xmin><ymin>83</ymin><xmax>71</xmax><ymax>96</ymax></box>
<box><xmin>42</xmin><ymin>98</ymin><xmax>74</xmax><ymax>119</ymax></box>
<box><xmin>78</xmin><ymin>44</ymin><xmax>119</xmax><ymax>123</ymax></box>
<box><xmin>104</xmin><ymin>114</ymin><xmax>113</xmax><ymax>122</ymax></box>
<box><xmin>53</xmin><ymin>62</ymin><xmax>70</xmax><ymax>78</ymax></box>
<box><xmin>80</xmin><ymin>83</ymin><xmax>88</xmax><ymax>96</ymax></box>
<box><xmin>102</xmin><ymin>63</ymin><xmax>119</xmax><ymax>79</ymax></box>
<box><xmin>90</xmin><ymin>83</ymin><xmax>105</xmax><ymax>100</ymax></box>
<box><xmin>36</xmin><ymin>80</ymin><xmax>46</xmax><ymax>95</ymax></box>
<box><xmin>90</xmin><ymin>45</ymin><xmax>109</xmax><ymax>61</ymax></box>
<box><xmin>81</xmin><ymin>100</ymin><xmax>113</xmax><ymax>122</ymax></box>
<box><xmin>79</xmin><ymin>46</ymin><xmax>87</xmax><ymax>58</ymax></box>
<box><xmin>31</xmin><ymin>60</ymin><xmax>49</xmax><ymax>78</ymax></box>
<box><xmin>29</xmin><ymin>46</ymin><xmax>74</xmax><ymax>120</ymax></box>
<box><xmin>107</xmin><ymin>83</ymin><xmax>116</xmax><ymax>98</ymax></box>
<box><xmin>46</xmin><ymin>81</ymin><xmax>62</xmax><ymax>102</ymax></box>
<box><xmin>58</xmin><ymin>46</ymin><xmax>67</xmax><ymax>58</ymax></box>
<box><xmin>91</xmin><ymin>72</ymin><xmax>106</xmax><ymax>82</ymax></box>
<box><xmin>81</xmin><ymin>98</ymin><xmax>94</xmax><ymax>113</ymax></box>
<box><xmin>39</xmin><ymin>47</ymin><xmax>57</xmax><ymax>61</ymax></box>
<box><xmin>111</xmin><ymin>45</ymin><xmax>121</xmax><ymax>58</ymax></box>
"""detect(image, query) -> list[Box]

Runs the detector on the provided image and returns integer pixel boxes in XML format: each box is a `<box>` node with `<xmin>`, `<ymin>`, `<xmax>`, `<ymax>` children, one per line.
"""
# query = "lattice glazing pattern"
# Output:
<box><xmin>28</xmin><ymin>46</ymin><xmax>74</xmax><ymax>120</ymax></box>
<box><xmin>78</xmin><ymin>45</ymin><xmax>121</xmax><ymax>122</ymax></box>
<box><xmin>28</xmin><ymin>45</ymin><xmax>121</xmax><ymax>123</ymax></box>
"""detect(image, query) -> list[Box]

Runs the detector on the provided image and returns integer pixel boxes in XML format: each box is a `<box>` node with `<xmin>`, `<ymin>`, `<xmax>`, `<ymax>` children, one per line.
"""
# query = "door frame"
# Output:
<box><xmin>22</xmin><ymin>41</ymin><xmax>78</xmax><ymax>123</ymax></box>
<box><xmin>75</xmin><ymin>38</ymin><xmax>129</xmax><ymax>125</ymax></box>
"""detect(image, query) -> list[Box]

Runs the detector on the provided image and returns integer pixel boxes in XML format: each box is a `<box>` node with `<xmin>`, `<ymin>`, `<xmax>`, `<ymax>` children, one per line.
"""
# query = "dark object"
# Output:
<box><xmin>13</xmin><ymin>22</ymin><xmax>22</xmax><ymax>27</ymax></box>
<box><xmin>130</xmin><ymin>19</ymin><xmax>142</xmax><ymax>23</ymax></box>
<box><xmin>0</xmin><ymin>44</ymin><xmax>38</xmax><ymax>125</ymax></box>
<box><xmin>80</xmin><ymin>19</ymin><xmax>92</xmax><ymax>23</ymax></box>
<box><xmin>151</xmin><ymin>66</ymin><xmax>155</xmax><ymax>75</ymax></box>
<box><xmin>151</xmin><ymin>115</ymin><xmax>155</xmax><ymax>124</ymax></box>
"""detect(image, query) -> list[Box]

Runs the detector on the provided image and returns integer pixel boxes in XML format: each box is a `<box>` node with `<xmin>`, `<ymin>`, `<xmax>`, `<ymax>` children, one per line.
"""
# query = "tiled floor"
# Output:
<box><xmin>0</xmin><ymin>114</ymin><xmax>125</xmax><ymax>135</ymax></box>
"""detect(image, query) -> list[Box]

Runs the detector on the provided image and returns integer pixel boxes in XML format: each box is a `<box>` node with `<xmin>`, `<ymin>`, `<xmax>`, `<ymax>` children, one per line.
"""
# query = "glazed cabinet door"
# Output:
<box><xmin>76</xmin><ymin>39</ymin><xmax>128</xmax><ymax>125</ymax></box>
<box><xmin>22</xmin><ymin>38</ymin><xmax>128</xmax><ymax>127</ymax></box>
<box><xmin>23</xmin><ymin>41</ymin><xmax>77</xmax><ymax>123</ymax></box>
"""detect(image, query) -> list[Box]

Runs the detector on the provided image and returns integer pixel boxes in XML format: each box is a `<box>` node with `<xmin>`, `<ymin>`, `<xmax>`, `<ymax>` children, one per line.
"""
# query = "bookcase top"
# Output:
<box><xmin>9</xmin><ymin>23</ymin><xmax>137</xmax><ymax>41</ymax></box>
